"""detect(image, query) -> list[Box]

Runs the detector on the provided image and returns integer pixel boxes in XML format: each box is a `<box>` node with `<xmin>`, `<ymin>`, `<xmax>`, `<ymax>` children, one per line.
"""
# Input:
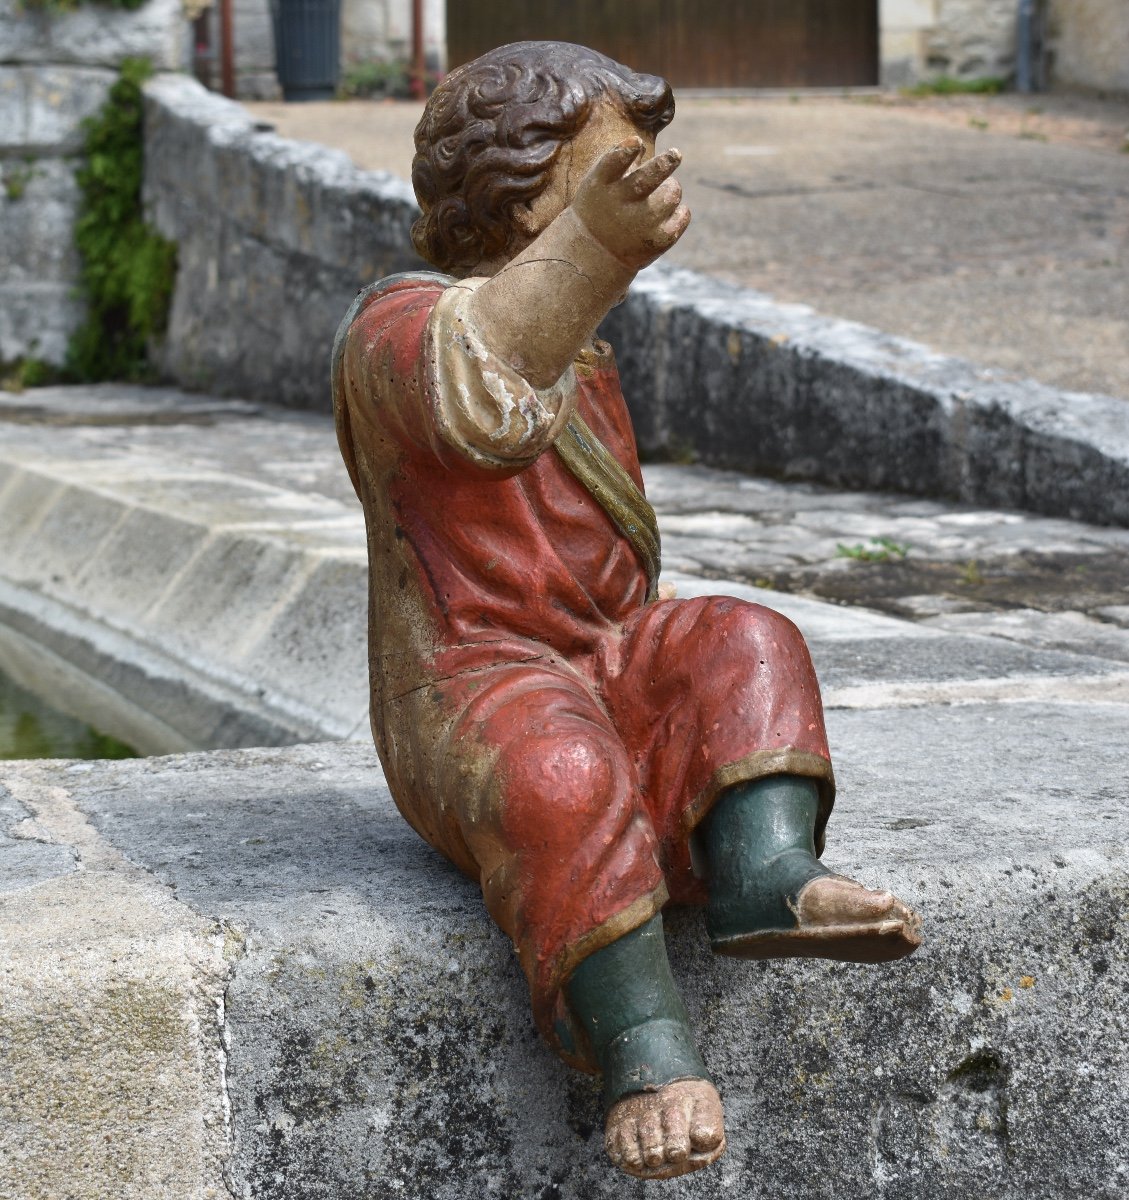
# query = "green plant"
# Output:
<box><xmin>20</xmin><ymin>0</ymin><xmax>146</xmax><ymax>12</ymax></box>
<box><xmin>958</xmin><ymin>559</ymin><xmax>983</xmax><ymax>586</ymax></box>
<box><xmin>338</xmin><ymin>59</ymin><xmax>411</xmax><ymax>99</ymax></box>
<box><xmin>338</xmin><ymin>58</ymin><xmax>441</xmax><ymax>101</ymax></box>
<box><xmin>836</xmin><ymin>536</ymin><xmax>911</xmax><ymax>563</ymax></box>
<box><xmin>68</xmin><ymin>56</ymin><xmax>177</xmax><ymax>382</ymax></box>
<box><xmin>2</xmin><ymin>159</ymin><xmax>37</xmax><ymax>202</ymax></box>
<box><xmin>968</xmin><ymin>117</ymin><xmax>990</xmax><ymax>132</ymax></box>
<box><xmin>904</xmin><ymin>75</ymin><xmax>1006</xmax><ymax>97</ymax></box>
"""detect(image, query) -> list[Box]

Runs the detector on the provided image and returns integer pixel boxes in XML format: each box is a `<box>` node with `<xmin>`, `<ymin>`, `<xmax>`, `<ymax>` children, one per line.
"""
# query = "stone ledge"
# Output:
<box><xmin>604</xmin><ymin>264</ymin><xmax>1129</xmax><ymax>528</ymax></box>
<box><xmin>2</xmin><ymin>722</ymin><xmax>1125</xmax><ymax>1198</ymax></box>
<box><xmin>5</xmin><ymin>385</ymin><xmax>1129</xmax><ymax>757</ymax></box>
<box><xmin>140</xmin><ymin>74</ymin><xmax>1129</xmax><ymax>526</ymax></box>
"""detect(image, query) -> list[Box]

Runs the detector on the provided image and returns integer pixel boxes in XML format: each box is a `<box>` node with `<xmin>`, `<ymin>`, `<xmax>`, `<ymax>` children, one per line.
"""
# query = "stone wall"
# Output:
<box><xmin>0</xmin><ymin>0</ymin><xmax>188</xmax><ymax>370</ymax></box>
<box><xmin>142</xmin><ymin>73</ymin><xmax>421</xmax><ymax>408</ymax></box>
<box><xmin>142</xmin><ymin>72</ymin><xmax>1129</xmax><ymax>527</ymax></box>
<box><xmin>880</xmin><ymin>0</ymin><xmax>1020</xmax><ymax>85</ymax></box>
<box><xmin>1048</xmin><ymin>0</ymin><xmax>1129</xmax><ymax>95</ymax></box>
<box><xmin>342</xmin><ymin>0</ymin><xmax>445</xmax><ymax>68</ymax></box>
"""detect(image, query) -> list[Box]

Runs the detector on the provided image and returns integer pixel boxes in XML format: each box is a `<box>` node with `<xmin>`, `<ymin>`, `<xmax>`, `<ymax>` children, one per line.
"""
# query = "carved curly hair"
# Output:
<box><xmin>410</xmin><ymin>41</ymin><xmax>674</xmax><ymax>273</ymax></box>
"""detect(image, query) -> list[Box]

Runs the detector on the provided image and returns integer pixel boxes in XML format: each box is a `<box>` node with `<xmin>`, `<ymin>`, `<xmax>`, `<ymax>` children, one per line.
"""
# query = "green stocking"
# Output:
<box><xmin>565</xmin><ymin>915</ymin><xmax>710</xmax><ymax>1108</ymax></box>
<box><xmin>701</xmin><ymin>774</ymin><xmax>829</xmax><ymax>947</ymax></box>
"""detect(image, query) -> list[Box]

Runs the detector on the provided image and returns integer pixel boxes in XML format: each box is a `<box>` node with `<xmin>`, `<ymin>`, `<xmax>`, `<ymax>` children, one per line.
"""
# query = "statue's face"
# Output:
<box><xmin>514</xmin><ymin>99</ymin><xmax>658</xmax><ymax>247</ymax></box>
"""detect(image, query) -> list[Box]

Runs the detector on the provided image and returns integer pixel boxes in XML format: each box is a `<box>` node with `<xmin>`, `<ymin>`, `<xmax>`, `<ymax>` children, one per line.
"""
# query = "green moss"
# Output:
<box><xmin>20</xmin><ymin>0</ymin><xmax>147</xmax><ymax>12</ymax></box>
<box><xmin>904</xmin><ymin>75</ymin><xmax>1007</xmax><ymax>97</ymax></box>
<box><xmin>2</xmin><ymin>159</ymin><xmax>37</xmax><ymax>202</ymax></box>
<box><xmin>68</xmin><ymin>57</ymin><xmax>177</xmax><ymax>383</ymax></box>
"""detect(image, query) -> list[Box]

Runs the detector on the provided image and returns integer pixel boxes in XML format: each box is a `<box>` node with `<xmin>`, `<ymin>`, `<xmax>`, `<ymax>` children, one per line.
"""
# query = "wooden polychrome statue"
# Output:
<box><xmin>332</xmin><ymin>40</ymin><xmax>922</xmax><ymax>1180</ymax></box>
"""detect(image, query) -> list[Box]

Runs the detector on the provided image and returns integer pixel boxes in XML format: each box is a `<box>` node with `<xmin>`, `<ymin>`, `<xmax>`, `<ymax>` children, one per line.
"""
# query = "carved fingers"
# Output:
<box><xmin>574</xmin><ymin>138</ymin><xmax>692</xmax><ymax>269</ymax></box>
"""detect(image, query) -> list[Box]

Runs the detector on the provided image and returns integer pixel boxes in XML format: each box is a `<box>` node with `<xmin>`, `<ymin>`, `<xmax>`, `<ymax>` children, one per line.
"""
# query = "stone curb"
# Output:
<box><xmin>6</xmin><ymin>385</ymin><xmax>1129</xmax><ymax>758</ymax></box>
<box><xmin>3</xmin><ymin>727</ymin><xmax>1126</xmax><ymax>1199</ymax></box>
<box><xmin>141</xmin><ymin>73</ymin><xmax>1129</xmax><ymax>528</ymax></box>
<box><xmin>606</xmin><ymin>265</ymin><xmax>1129</xmax><ymax>528</ymax></box>
<box><xmin>0</xmin><ymin>390</ymin><xmax>371</xmax><ymax>751</ymax></box>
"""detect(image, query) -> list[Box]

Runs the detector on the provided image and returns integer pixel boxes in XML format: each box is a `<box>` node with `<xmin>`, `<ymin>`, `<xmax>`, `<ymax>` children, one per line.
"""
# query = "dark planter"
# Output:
<box><xmin>272</xmin><ymin>0</ymin><xmax>342</xmax><ymax>101</ymax></box>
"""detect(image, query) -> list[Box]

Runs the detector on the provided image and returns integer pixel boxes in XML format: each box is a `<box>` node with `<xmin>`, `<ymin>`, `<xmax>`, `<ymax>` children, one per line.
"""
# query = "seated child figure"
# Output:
<box><xmin>332</xmin><ymin>40</ymin><xmax>922</xmax><ymax>1180</ymax></box>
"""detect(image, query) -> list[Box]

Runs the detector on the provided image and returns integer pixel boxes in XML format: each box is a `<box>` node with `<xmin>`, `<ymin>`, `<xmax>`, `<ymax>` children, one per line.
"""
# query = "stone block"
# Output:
<box><xmin>11</xmin><ymin>714</ymin><xmax>1117</xmax><ymax>1198</ymax></box>
<box><xmin>238</xmin><ymin>552</ymin><xmax>371</xmax><ymax>734</ymax></box>
<box><xmin>0</xmin><ymin>0</ymin><xmax>188</xmax><ymax>71</ymax></box>
<box><xmin>1048</xmin><ymin>0</ymin><xmax>1129</xmax><ymax>94</ymax></box>
<box><xmin>0</xmin><ymin>156</ymin><xmax>81</xmax><ymax>281</ymax></box>
<box><xmin>924</xmin><ymin>0</ymin><xmax>1015</xmax><ymax>78</ymax></box>
<box><xmin>880</xmin><ymin>0</ymin><xmax>937</xmax><ymax>30</ymax></box>
<box><xmin>0</xmin><ymin>64</ymin><xmax>115</xmax><ymax>153</ymax></box>
<box><xmin>0</xmin><ymin>768</ymin><xmax>232</xmax><ymax>1200</ymax></box>
<box><xmin>0</xmin><ymin>473</ymin><xmax>127</xmax><ymax>591</ymax></box>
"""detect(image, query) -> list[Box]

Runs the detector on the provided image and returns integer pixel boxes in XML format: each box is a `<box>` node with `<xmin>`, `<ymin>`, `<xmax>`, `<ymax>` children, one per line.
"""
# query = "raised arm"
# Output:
<box><xmin>467</xmin><ymin>137</ymin><xmax>691</xmax><ymax>389</ymax></box>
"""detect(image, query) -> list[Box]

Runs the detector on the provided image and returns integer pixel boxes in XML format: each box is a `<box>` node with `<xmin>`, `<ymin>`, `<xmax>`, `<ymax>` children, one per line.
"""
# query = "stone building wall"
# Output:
<box><xmin>1048</xmin><ymin>0</ymin><xmax>1129</xmax><ymax>95</ymax></box>
<box><xmin>880</xmin><ymin>0</ymin><xmax>1019</xmax><ymax>85</ymax></box>
<box><xmin>0</xmin><ymin>0</ymin><xmax>188</xmax><ymax>370</ymax></box>
<box><xmin>342</xmin><ymin>0</ymin><xmax>445</xmax><ymax>68</ymax></box>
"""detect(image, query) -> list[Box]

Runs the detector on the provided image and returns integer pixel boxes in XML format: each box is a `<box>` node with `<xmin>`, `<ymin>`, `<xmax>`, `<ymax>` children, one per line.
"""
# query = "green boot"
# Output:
<box><xmin>566</xmin><ymin>916</ymin><xmax>726</xmax><ymax>1179</ymax></box>
<box><xmin>566</xmin><ymin>914</ymin><xmax>709</xmax><ymax>1109</ymax></box>
<box><xmin>701</xmin><ymin>775</ymin><xmax>922</xmax><ymax>962</ymax></box>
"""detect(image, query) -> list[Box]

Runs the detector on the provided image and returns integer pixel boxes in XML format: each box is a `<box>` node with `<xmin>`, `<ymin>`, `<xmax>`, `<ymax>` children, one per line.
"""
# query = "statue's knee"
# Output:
<box><xmin>500</xmin><ymin>728</ymin><xmax>627</xmax><ymax>842</ymax></box>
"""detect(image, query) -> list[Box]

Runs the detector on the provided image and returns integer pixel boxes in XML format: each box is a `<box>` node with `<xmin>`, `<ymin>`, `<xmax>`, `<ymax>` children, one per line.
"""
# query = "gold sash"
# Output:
<box><xmin>554</xmin><ymin>413</ymin><xmax>661</xmax><ymax>603</ymax></box>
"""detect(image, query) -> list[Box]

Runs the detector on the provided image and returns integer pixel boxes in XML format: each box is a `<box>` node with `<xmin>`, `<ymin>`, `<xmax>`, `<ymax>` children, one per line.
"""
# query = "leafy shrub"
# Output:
<box><xmin>68</xmin><ymin>57</ymin><xmax>177</xmax><ymax>382</ymax></box>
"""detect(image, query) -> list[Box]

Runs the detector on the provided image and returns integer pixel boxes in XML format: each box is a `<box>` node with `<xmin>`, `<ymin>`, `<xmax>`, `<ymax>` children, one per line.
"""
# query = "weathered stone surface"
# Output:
<box><xmin>2</xmin><ymin>715</ymin><xmax>1123</xmax><ymax>1198</ymax></box>
<box><xmin>0</xmin><ymin>65</ymin><xmax>112</xmax><ymax>364</ymax></box>
<box><xmin>1049</xmin><ymin>0</ymin><xmax>1129</xmax><ymax>94</ymax></box>
<box><xmin>0</xmin><ymin>64</ymin><xmax>114</xmax><ymax>154</ymax></box>
<box><xmin>603</xmin><ymin>265</ymin><xmax>1129</xmax><ymax>528</ymax></box>
<box><xmin>0</xmin><ymin>0</ymin><xmax>188</xmax><ymax>71</ymax></box>
<box><xmin>142</xmin><ymin>73</ymin><xmax>422</xmax><ymax>409</ymax></box>
<box><xmin>924</xmin><ymin>0</ymin><xmax>1017</xmax><ymax>80</ymax></box>
<box><xmin>0</xmin><ymin>764</ymin><xmax>234</xmax><ymax>1200</ymax></box>
<box><xmin>0</xmin><ymin>156</ymin><xmax>82</xmax><ymax>282</ymax></box>
<box><xmin>0</xmin><ymin>280</ymin><xmax>84</xmax><ymax>367</ymax></box>
<box><xmin>0</xmin><ymin>389</ymin><xmax>370</xmax><ymax>752</ymax></box>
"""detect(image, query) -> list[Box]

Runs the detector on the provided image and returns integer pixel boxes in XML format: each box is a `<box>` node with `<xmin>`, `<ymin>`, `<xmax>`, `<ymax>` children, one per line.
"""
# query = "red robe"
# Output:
<box><xmin>334</xmin><ymin>272</ymin><xmax>834</xmax><ymax>1070</ymax></box>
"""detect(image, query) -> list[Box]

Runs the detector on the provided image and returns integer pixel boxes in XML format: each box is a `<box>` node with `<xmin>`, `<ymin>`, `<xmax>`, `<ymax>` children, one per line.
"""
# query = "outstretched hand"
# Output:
<box><xmin>571</xmin><ymin>137</ymin><xmax>691</xmax><ymax>271</ymax></box>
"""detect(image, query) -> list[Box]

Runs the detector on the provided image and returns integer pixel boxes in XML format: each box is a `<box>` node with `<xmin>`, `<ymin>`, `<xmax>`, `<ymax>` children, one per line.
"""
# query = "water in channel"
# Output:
<box><xmin>0</xmin><ymin>669</ymin><xmax>136</xmax><ymax>761</ymax></box>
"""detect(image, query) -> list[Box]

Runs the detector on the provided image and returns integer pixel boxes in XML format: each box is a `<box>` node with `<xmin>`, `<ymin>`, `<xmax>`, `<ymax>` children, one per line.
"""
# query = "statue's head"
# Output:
<box><xmin>410</xmin><ymin>41</ymin><xmax>674</xmax><ymax>275</ymax></box>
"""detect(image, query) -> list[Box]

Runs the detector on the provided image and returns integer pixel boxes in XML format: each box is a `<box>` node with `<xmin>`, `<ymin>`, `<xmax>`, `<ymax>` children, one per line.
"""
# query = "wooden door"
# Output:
<box><xmin>446</xmin><ymin>0</ymin><xmax>879</xmax><ymax>88</ymax></box>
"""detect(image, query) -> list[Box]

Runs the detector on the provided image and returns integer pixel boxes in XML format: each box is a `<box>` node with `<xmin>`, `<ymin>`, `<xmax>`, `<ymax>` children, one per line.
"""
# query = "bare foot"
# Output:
<box><xmin>605</xmin><ymin>1078</ymin><xmax>725</xmax><ymax>1180</ymax></box>
<box><xmin>713</xmin><ymin>874</ymin><xmax>923</xmax><ymax>963</ymax></box>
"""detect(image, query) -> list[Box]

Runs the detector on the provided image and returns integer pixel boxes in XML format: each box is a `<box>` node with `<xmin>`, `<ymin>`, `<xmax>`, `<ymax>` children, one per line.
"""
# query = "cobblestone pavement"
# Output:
<box><xmin>246</xmin><ymin>90</ymin><xmax>1129</xmax><ymax>401</ymax></box>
